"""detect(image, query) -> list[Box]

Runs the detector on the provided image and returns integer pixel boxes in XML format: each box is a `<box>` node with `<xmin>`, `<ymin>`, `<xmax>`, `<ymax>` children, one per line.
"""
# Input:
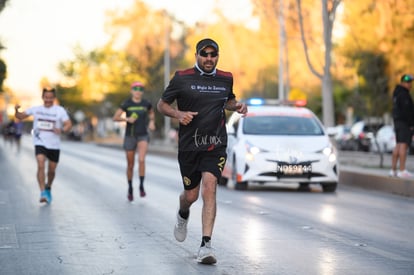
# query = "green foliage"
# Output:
<box><xmin>55</xmin><ymin>85</ymin><xmax>90</xmax><ymax>118</ymax></box>
<box><xmin>340</xmin><ymin>0</ymin><xmax>414</xmax><ymax>89</ymax></box>
<box><xmin>0</xmin><ymin>0</ymin><xmax>9</xmax><ymax>13</ymax></box>
<box><xmin>0</xmin><ymin>58</ymin><xmax>6</xmax><ymax>93</ymax></box>
<box><xmin>351</xmin><ymin>51</ymin><xmax>390</xmax><ymax>118</ymax></box>
<box><xmin>332</xmin><ymin>82</ymin><xmax>354</xmax><ymax>124</ymax></box>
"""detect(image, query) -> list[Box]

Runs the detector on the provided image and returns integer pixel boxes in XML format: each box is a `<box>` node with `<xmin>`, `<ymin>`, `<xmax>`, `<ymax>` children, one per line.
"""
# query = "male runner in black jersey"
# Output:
<box><xmin>157</xmin><ymin>38</ymin><xmax>247</xmax><ymax>264</ymax></box>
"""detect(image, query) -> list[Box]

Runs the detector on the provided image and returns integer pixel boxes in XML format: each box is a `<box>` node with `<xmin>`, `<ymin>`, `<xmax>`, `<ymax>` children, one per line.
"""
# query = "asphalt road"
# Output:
<box><xmin>0</xmin><ymin>136</ymin><xmax>413</xmax><ymax>275</ymax></box>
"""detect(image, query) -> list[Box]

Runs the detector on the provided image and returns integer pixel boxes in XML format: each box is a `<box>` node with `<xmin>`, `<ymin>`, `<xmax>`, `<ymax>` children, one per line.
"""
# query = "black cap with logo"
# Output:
<box><xmin>196</xmin><ymin>38</ymin><xmax>219</xmax><ymax>54</ymax></box>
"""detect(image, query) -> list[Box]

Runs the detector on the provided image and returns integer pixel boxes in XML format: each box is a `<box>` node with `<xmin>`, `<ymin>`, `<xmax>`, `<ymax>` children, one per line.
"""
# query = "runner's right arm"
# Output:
<box><xmin>14</xmin><ymin>105</ymin><xmax>30</xmax><ymax>120</ymax></box>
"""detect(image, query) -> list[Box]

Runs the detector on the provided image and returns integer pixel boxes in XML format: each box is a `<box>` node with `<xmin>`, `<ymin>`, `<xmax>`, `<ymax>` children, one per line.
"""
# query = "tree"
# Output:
<box><xmin>296</xmin><ymin>0</ymin><xmax>342</xmax><ymax>127</ymax></box>
<box><xmin>340</xmin><ymin>0</ymin><xmax>414</xmax><ymax>90</ymax></box>
<box><xmin>57</xmin><ymin>45</ymin><xmax>145</xmax><ymax>116</ymax></box>
<box><xmin>0</xmin><ymin>0</ymin><xmax>9</xmax><ymax>12</ymax></box>
<box><xmin>353</xmin><ymin>51</ymin><xmax>389</xmax><ymax>167</ymax></box>
<box><xmin>106</xmin><ymin>1</ymin><xmax>181</xmax><ymax>96</ymax></box>
<box><xmin>57</xmin><ymin>3</ymin><xmax>188</xmax><ymax>134</ymax></box>
<box><xmin>250</xmin><ymin>0</ymin><xmax>340</xmax><ymax>120</ymax></box>
<box><xmin>0</xmin><ymin>59</ymin><xmax>5</xmax><ymax>93</ymax></box>
<box><xmin>353</xmin><ymin>52</ymin><xmax>389</xmax><ymax>118</ymax></box>
<box><xmin>0</xmin><ymin>0</ymin><xmax>10</xmax><ymax>93</ymax></box>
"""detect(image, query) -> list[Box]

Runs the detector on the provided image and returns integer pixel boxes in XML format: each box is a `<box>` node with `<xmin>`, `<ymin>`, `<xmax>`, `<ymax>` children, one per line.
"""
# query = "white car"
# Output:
<box><xmin>221</xmin><ymin>100</ymin><xmax>339</xmax><ymax>192</ymax></box>
<box><xmin>370</xmin><ymin>125</ymin><xmax>396</xmax><ymax>153</ymax></box>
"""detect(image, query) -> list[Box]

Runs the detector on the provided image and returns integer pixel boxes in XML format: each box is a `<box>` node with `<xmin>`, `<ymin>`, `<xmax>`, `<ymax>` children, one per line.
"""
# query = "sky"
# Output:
<box><xmin>0</xmin><ymin>0</ymin><xmax>254</xmax><ymax>101</ymax></box>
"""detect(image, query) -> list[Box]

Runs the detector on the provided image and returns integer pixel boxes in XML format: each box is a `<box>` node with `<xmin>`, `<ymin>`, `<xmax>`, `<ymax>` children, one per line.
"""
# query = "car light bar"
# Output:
<box><xmin>244</xmin><ymin>98</ymin><xmax>307</xmax><ymax>107</ymax></box>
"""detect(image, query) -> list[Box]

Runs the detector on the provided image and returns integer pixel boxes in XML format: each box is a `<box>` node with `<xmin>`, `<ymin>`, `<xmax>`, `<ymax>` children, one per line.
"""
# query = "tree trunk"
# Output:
<box><xmin>322</xmin><ymin>72</ymin><xmax>335</xmax><ymax>127</ymax></box>
<box><xmin>297</xmin><ymin>0</ymin><xmax>341</xmax><ymax>127</ymax></box>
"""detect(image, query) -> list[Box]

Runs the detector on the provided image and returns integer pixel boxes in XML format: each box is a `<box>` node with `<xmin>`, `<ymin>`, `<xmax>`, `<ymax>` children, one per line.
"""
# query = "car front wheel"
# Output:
<box><xmin>218</xmin><ymin>176</ymin><xmax>228</xmax><ymax>186</ymax></box>
<box><xmin>321</xmin><ymin>182</ymin><xmax>337</xmax><ymax>193</ymax></box>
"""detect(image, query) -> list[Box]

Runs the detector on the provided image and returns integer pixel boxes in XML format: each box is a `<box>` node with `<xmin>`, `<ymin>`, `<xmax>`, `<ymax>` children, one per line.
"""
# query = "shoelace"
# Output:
<box><xmin>178</xmin><ymin>218</ymin><xmax>186</xmax><ymax>226</ymax></box>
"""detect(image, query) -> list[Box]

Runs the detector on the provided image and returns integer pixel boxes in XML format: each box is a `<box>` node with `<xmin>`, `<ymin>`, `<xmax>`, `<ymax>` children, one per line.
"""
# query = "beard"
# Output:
<box><xmin>199</xmin><ymin>61</ymin><xmax>216</xmax><ymax>73</ymax></box>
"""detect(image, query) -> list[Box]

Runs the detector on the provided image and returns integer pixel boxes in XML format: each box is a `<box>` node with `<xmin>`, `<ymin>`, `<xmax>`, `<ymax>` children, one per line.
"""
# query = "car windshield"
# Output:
<box><xmin>243</xmin><ymin>115</ymin><xmax>324</xmax><ymax>136</ymax></box>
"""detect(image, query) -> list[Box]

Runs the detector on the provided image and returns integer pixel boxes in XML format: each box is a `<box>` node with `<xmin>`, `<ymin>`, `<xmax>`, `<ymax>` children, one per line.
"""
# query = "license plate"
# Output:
<box><xmin>276</xmin><ymin>163</ymin><xmax>312</xmax><ymax>175</ymax></box>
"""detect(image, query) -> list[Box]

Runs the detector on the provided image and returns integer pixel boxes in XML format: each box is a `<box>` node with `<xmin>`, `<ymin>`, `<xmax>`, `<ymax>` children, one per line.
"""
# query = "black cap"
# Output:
<box><xmin>401</xmin><ymin>74</ymin><xmax>414</xmax><ymax>82</ymax></box>
<box><xmin>196</xmin><ymin>38</ymin><xmax>219</xmax><ymax>54</ymax></box>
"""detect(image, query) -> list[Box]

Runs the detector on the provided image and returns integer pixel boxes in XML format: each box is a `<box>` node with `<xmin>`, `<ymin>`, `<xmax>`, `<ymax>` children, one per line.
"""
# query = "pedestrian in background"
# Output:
<box><xmin>15</xmin><ymin>88</ymin><xmax>72</xmax><ymax>203</ymax></box>
<box><xmin>390</xmin><ymin>74</ymin><xmax>414</xmax><ymax>178</ymax></box>
<box><xmin>4</xmin><ymin>119</ymin><xmax>16</xmax><ymax>146</ymax></box>
<box><xmin>113</xmin><ymin>81</ymin><xmax>156</xmax><ymax>201</ymax></box>
<box><xmin>13</xmin><ymin>118</ymin><xmax>24</xmax><ymax>153</ymax></box>
<box><xmin>157</xmin><ymin>38</ymin><xmax>248</xmax><ymax>264</ymax></box>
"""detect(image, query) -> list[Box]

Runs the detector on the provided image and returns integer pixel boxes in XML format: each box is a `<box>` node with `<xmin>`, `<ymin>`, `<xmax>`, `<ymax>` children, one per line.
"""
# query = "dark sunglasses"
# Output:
<box><xmin>199</xmin><ymin>50</ymin><xmax>218</xmax><ymax>58</ymax></box>
<box><xmin>132</xmin><ymin>86</ymin><xmax>144</xmax><ymax>92</ymax></box>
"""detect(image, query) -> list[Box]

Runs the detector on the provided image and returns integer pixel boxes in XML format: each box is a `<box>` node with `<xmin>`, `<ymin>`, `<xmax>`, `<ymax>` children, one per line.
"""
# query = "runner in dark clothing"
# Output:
<box><xmin>390</xmin><ymin>74</ymin><xmax>414</xmax><ymax>178</ymax></box>
<box><xmin>157</xmin><ymin>38</ymin><xmax>248</xmax><ymax>264</ymax></box>
<box><xmin>162</xmin><ymin>67</ymin><xmax>233</xmax><ymax>152</ymax></box>
<box><xmin>113</xmin><ymin>81</ymin><xmax>156</xmax><ymax>201</ymax></box>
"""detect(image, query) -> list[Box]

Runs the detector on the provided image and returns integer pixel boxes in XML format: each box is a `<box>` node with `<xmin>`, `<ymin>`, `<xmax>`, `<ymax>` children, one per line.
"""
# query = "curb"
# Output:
<box><xmin>339</xmin><ymin>168</ymin><xmax>414</xmax><ymax>197</ymax></box>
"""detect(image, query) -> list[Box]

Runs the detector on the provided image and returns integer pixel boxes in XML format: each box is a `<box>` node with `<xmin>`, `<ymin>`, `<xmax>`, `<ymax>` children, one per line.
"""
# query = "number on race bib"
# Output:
<box><xmin>37</xmin><ymin>120</ymin><xmax>54</xmax><ymax>130</ymax></box>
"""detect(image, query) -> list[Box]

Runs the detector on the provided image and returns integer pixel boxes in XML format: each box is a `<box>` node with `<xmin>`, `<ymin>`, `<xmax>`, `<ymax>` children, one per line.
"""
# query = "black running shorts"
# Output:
<box><xmin>35</xmin><ymin>146</ymin><xmax>60</xmax><ymax>163</ymax></box>
<box><xmin>394</xmin><ymin>121</ymin><xmax>413</xmax><ymax>145</ymax></box>
<box><xmin>178</xmin><ymin>149</ymin><xmax>227</xmax><ymax>190</ymax></box>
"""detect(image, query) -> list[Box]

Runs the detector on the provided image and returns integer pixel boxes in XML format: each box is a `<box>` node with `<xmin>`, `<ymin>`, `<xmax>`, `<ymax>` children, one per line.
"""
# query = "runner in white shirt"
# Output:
<box><xmin>15</xmin><ymin>88</ymin><xmax>72</xmax><ymax>204</ymax></box>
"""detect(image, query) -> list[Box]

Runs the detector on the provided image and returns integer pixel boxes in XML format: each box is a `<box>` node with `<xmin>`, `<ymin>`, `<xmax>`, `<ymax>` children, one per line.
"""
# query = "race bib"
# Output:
<box><xmin>37</xmin><ymin>119</ymin><xmax>54</xmax><ymax>130</ymax></box>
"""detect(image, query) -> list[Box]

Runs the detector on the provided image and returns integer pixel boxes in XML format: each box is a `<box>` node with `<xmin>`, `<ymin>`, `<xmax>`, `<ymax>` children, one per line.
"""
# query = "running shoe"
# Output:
<box><xmin>140</xmin><ymin>189</ymin><xmax>146</xmax><ymax>197</ymax></box>
<box><xmin>39</xmin><ymin>191</ymin><xmax>48</xmax><ymax>203</ymax></box>
<box><xmin>197</xmin><ymin>241</ymin><xmax>217</xmax><ymax>264</ymax></box>
<box><xmin>127</xmin><ymin>187</ymin><xmax>134</xmax><ymax>201</ymax></box>
<box><xmin>397</xmin><ymin>170</ymin><xmax>413</xmax><ymax>179</ymax></box>
<box><xmin>388</xmin><ymin>169</ymin><xmax>396</xmax><ymax>177</ymax></box>
<box><xmin>174</xmin><ymin>211</ymin><xmax>189</xmax><ymax>242</ymax></box>
<box><xmin>45</xmin><ymin>189</ymin><xmax>52</xmax><ymax>203</ymax></box>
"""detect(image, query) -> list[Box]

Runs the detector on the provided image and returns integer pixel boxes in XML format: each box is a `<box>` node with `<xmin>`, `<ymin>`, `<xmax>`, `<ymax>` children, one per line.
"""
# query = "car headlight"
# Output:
<box><xmin>322</xmin><ymin>147</ymin><xmax>333</xmax><ymax>156</ymax></box>
<box><xmin>245</xmin><ymin>141</ymin><xmax>261</xmax><ymax>161</ymax></box>
<box><xmin>322</xmin><ymin>146</ymin><xmax>337</xmax><ymax>162</ymax></box>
